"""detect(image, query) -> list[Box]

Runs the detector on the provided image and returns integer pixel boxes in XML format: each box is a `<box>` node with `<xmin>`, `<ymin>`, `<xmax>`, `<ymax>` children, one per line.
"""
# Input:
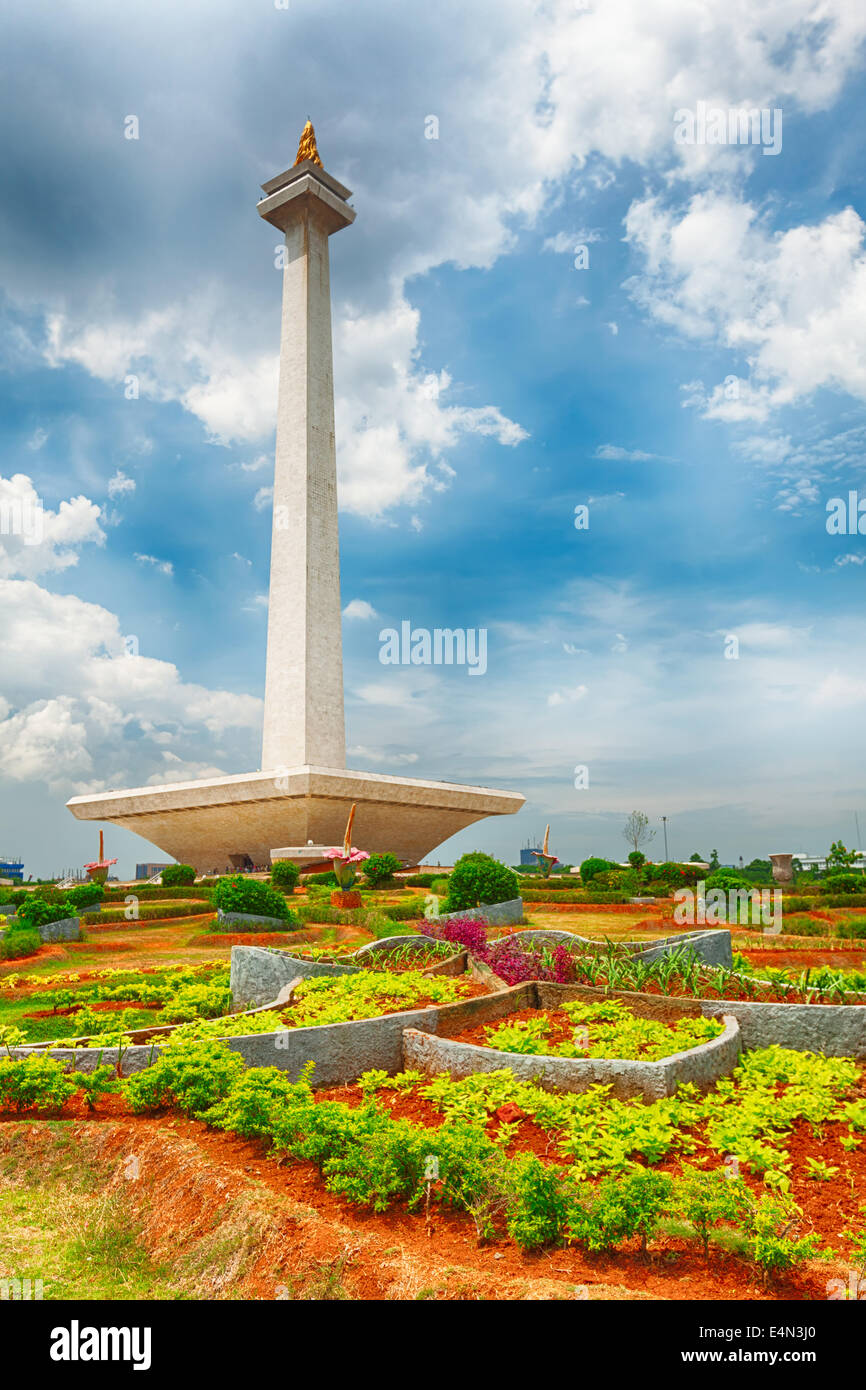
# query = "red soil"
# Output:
<box><xmin>6</xmin><ymin>1078</ymin><xmax>858</xmax><ymax>1300</ymax></box>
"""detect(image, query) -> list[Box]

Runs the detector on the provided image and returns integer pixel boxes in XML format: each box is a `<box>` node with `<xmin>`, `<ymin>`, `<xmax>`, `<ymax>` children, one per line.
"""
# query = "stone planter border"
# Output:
<box><xmin>402</xmin><ymin>1009</ymin><xmax>742</xmax><ymax>1101</ymax></box>
<box><xmin>215</xmin><ymin>909</ymin><xmax>294</xmax><ymax>931</ymax></box>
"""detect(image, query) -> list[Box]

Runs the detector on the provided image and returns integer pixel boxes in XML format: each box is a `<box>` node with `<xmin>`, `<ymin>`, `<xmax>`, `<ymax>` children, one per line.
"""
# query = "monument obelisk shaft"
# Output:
<box><xmin>259</xmin><ymin>123</ymin><xmax>354</xmax><ymax>771</ymax></box>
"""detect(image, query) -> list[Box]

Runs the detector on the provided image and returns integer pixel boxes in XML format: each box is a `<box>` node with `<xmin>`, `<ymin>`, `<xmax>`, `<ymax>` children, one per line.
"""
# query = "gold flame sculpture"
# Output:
<box><xmin>294</xmin><ymin>119</ymin><xmax>323</xmax><ymax>168</ymax></box>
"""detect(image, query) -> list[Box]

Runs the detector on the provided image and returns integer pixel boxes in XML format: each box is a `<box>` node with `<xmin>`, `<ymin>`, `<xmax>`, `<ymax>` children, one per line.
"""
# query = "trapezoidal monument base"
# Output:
<box><xmin>66</xmin><ymin>766</ymin><xmax>525</xmax><ymax>874</ymax></box>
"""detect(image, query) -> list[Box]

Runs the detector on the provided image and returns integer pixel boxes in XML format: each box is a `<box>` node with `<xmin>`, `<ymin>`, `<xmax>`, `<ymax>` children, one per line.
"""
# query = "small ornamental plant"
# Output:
<box><xmin>324</xmin><ymin>804</ymin><xmax>369</xmax><ymax>890</ymax></box>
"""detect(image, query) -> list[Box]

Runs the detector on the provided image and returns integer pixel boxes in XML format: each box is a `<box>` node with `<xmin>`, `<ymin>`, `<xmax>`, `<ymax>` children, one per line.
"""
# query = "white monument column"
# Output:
<box><xmin>258</xmin><ymin>122</ymin><xmax>355</xmax><ymax>771</ymax></box>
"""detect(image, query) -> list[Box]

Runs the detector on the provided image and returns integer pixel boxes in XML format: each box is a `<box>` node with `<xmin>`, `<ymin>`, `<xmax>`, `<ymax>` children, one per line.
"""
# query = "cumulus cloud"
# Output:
<box><xmin>342</xmin><ymin>599</ymin><xmax>378</xmax><ymax>620</ymax></box>
<box><xmin>0</xmin><ymin>579</ymin><xmax>261</xmax><ymax>791</ymax></box>
<box><xmin>0</xmin><ymin>473</ymin><xmax>104</xmax><ymax>579</ymax></box>
<box><xmin>626</xmin><ymin>196</ymin><xmax>866</xmax><ymax>420</ymax></box>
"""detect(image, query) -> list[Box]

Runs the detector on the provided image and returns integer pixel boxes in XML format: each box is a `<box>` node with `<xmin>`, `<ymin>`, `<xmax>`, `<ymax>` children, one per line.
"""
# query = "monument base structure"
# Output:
<box><xmin>66</xmin><ymin>767</ymin><xmax>524</xmax><ymax>875</ymax></box>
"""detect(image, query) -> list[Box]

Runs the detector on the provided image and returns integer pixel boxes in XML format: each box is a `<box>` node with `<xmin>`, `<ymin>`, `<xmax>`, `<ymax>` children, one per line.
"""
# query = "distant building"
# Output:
<box><xmin>0</xmin><ymin>857</ymin><xmax>23</xmax><ymax>881</ymax></box>
<box><xmin>135</xmin><ymin>861</ymin><xmax>173</xmax><ymax>880</ymax></box>
<box><xmin>793</xmin><ymin>852</ymin><xmax>866</xmax><ymax>873</ymax></box>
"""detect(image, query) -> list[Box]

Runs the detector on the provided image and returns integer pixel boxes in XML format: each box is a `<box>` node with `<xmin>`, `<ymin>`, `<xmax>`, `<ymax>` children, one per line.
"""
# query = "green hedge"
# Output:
<box><xmin>0</xmin><ymin>929</ymin><xmax>42</xmax><ymax>959</ymax></box>
<box><xmin>519</xmin><ymin>889</ymin><xmax>630</xmax><ymax>904</ymax></box>
<box><xmin>402</xmin><ymin>874</ymin><xmax>444</xmax><ymax>888</ymax></box>
<box><xmin>102</xmin><ymin>885</ymin><xmax>213</xmax><ymax>903</ymax></box>
<box><xmin>81</xmin><ymin>901</ymin><xmax>213</xmax><ymax>924</ymax></box>
<box><xmin>818</xmin><ymin>894</ymin><xmax>866</xmax><ymax>909</ymax></box>
<box><xmin>301</xmin><ymin>871</ymin><xmax>339</xmax><ymax>887</ymax></box>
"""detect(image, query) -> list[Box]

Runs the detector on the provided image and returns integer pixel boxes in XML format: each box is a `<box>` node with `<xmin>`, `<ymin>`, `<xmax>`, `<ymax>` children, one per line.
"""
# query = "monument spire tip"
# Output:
<box><xmin>294</xmin><ymin>119</ymin><xmax>323</xmax><ymax>169</ymax></box>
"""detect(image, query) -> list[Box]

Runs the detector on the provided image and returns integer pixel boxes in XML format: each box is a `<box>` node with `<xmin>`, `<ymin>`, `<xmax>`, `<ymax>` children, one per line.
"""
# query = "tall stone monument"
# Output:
<box><xmin>67</xmin><ymin>123</ymin><xmax>524</xmax><ymax>872</ymax></box>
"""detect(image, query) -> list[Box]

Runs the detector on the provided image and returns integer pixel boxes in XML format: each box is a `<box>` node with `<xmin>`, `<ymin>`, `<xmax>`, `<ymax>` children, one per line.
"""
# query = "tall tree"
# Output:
<box><xmin>623</xmin><ymin>811</ymin><xmax>656</xmax><ymax>857</ymax></box>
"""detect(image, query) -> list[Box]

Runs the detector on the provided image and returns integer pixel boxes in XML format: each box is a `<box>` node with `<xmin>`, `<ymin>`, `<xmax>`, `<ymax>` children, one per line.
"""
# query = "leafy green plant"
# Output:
<box><xmin>161</xmin><ymin>864</ymin><xmax>196</xmax><ymax>887</ymax></box>
<box><xmin>77</xmin><ymin>1064</ymin><xmax>121</xmax><ymax>1110</ymax></box>
<box><xmin>742</xmin><ymin>1192</ymin><xmax>826</xmax><ymax>1286</ymax></box>
<box><xmin>0</xmin><ymin>1054</ymin><xmax>77</xmax><ymax>1112</ymax></box>
<box><xmin>14</xmin><ymin>897</ymin><xmax>75</xmax><ymax>928</ymax></box>
<box><xmin>123</xmin><ymin>1038</ymin><xmax>246</xmax><ymax>1116</ymax></box>
<box><xmin>443</xmin><ymin>852</ymin><xmax>519</xmax><ymax>912</ymax></box>
<box><xmin>674</xmin><ymin>1164</ymin><xmax>751</xmax><ymax>1258</ymax></box>
<box><xmin>211</xmin><ymin>875</ymin><xmax>296</xmax><ymax>923</ymax></box>
<box><xmin>568</xmin><ymin>1171</ymin><xmax>673</xmax><ymax>1253</ymax></box>
<box><xmin>579</xmin><ymin>856</ymin><xmax>614</xmax><ymax>884</ymax></box>
<box><xmin>504</xmin><ymin>1153</ymin><xmax>570</xmax><ymax>1250</ymax></box>
<box><xmin>363</xmin><ymin>853</ymin><xmax>402</xmax><ymax>888</ymax></box>
<box><xmin>0</xmin><ymin>928</ymin><xmax>42</xmax><ymax>960</ymax></box>
<box><xmin>270</xmin><ymin>860</ymin><xmax>300</xmax><ymax>892</ymax></box>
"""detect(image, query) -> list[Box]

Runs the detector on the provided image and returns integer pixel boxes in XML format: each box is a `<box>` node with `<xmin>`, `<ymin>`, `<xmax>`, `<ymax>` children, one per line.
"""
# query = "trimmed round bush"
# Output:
<box><xmin>579</xmin><ymin>857</ymin><xmax>614</xmax><ymax>884</ymax></box>
<box><xmin>161</xmin><ymin>864</ymin><xmax>196</xmax><ymax>887</ymax></box>
<box><xmin>363</xmin><ymin>852</ymin><xmax>402</xmax><ymax>888</ymax></box>
<box><xmin>211</xmin><ymin>875</ymin><xmax>295</xmax><ymax>922</ymax></box>
<box><xmin>270</xmin><ymin>860</ymin><xmax>300</xmax><ymax>892</ymax></box>
<box><xmin>0</xmin><ymin>928</ymin><xmax>42</xmax><ymax>960</ymax></box>
<box><xmin>443</xmin><ymin>852</ymin><xmax>519</xmax><ymax>912</ymax></box>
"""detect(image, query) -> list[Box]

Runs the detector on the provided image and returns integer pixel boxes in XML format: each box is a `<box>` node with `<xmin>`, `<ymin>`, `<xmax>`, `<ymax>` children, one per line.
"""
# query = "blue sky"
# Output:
<box><xmin>1</xmin><ymin>0</ymin><xmax>865</xmax><ymax>877</ymax></box>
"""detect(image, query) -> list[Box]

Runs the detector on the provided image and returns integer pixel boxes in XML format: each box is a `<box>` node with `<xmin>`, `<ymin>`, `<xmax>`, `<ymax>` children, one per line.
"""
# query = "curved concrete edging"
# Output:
<box><xmin>10</xmin><ymin>980</ymin><xmax>531</xmax><ymax>1082</ymax></box>
<box><xmin>402</xmin><ymin>1012</ymin><xmax>742</xmax><ymax>1101</ymax></box>
<box><xmin>537</xmin><ymin>982</ymin><xmax>866</xmax><ymax>1059</ymax></box>
<box><xmin>230</xmin><ymin>935</ymin><xmax>465</xmax><ymax>1007</ymax></box>
<box><xmin>497</xmin><ymin>927</ymin><xmax>733</xmax><ymax>970</ymax></box>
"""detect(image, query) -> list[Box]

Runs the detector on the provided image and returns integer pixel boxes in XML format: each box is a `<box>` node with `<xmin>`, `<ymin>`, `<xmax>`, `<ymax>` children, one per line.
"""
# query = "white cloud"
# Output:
<box><xmin>253</xmin><ymin>486</ymin><xmax>273</xmax><ymax>512</ymax></box>
<box><xmin>107</xmin><ymin>469</ymin><xmax>136</xmax><ymax>498</ymax></box>
<box><xmin>0</xmin><ymin>578</ymin><xmax>261</xmax><ymax>791</ymax></box>
<box><xmin>348</xmin><ymin>744</ymin><xmax>419</xmax><ymax>766</ymax></box>
<box><xmin>342</xmin><ymin>599</ymin><xmax>378</xmax><ymax>620</ymax></box>
<box><xmin>135</xmin><ymin>552</ymin><xmax>173</xmax><ymax>577</ymax></box>
<box><xmin>27</xmin><ymin>427</ymin><xmax>48</xmax><ymax>452</ymax></box>
<box><xmin>595</xmin><ymin>444</ymin><xmax>656</xmax><ymax>461</ymax></box>
<box><xmin>834</xmin><ymin>553</ymin><xmax>866</xmax><ymax>568</ymax></box>
<box><xmin>547</xmin><ymin>684</ymin><xmax>588</xmax><ymax>707</ymax></box>
<box><xmin>0</xmin><ymin>473</ymin><xmax>104</xmax><ymax>580</ymax></box>
<box><xmin>627</xmin><ymin>195</ymin><xmax>866</xmax><ymax>419</ymax></box>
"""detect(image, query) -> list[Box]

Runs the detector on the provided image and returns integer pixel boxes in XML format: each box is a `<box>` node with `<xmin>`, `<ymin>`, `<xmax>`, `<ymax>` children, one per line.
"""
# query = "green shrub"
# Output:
<box><xmin>363</xmin><ymin>853</ymin><xmax>402</xmax><ymax>888</ymax></box>
<box><xmin>0</xmin><ymin>929</ymin><xmax>42</xmax><ymax>960</ymax></box>
<box><xmin>77</xmin><ymin>1065</ymin><xmax>121</xmax><ymax>1111</ymax></box>
<box><xmin>211</xmin><ymin>875</ymin><xmax>294</xmax><ymax>922</ymax></box>
<box><xmin>706</xmin><ymin>869</ymin><xmax>751</xmax><ymax>892</ymax></box>
<box><xmin>66</xmin><ymin>883</ymin><xmax>105</xmax><ymax>908</ymax></box>
<box><xmin>15</xmin><ymin>897</ymin><xmax>75</xmax><ymax>929</ymax></box>
<box><xmin>568</xmin><ymin>1172</ymin><xmax>673</xmax><ymax>1252</ymax></box>
<box><xmin>270</xmin><ymin>860</ymin><xmax>300</xmax><ymax>892</ymax></box>
<box><xmin>404</xmin><ymin>874</ymin><xmax>444</xmax><ymax>889</ymax></box>
<box><xmin>579</xmin><ymin>857</ymin><xmax>614</xmax><ymax>884</ymax></box>
<box><xmin>674</xmin><ymin>1164</ymin><xmax>751</xmax><ymax>1257</ymax></box>
<box><xmin>743</xmin><ymin>1192</ymin><xmax>827</xmax><ymax>1286</ymax></box>
<box><xmin>782</xmin><ymin>915</ymin><xmax>827</xmax><ymax>937</ymax></box>
<box><xmin>839</xmin><ymin>917</ymin><xmax>866</xmax><ymax>940</ymax></box>
<box><xmin>430</xmin><ymin>878</ymin><xmax>450</xmax><ymax>896</ymax></box>
<box><xmin>124</xmin><ymin>1038</ymin><xmax>245</xmax><ymax>1117</ymax></box>
<box><xmin>161</xmin><ymin>864</ymin><xmax>196</xmax><ymax>887</ymax></box>
<box><xmin>380</xmin><ymin>898</ymin><xmax>427</xmax><ymax>921</ymax></box>
<box><xmin>302</xmin><ymin>871</ymin><xmax>339</xmax><ymax>887</ymax></box>
<box><xmin>504</xmin><ymin>1153</ymin><xmax>570</xmax><ymax>1250</ymax></box>
<box><xmin>781</xmin><ymin>896</ymin><xmax>811</xmax><ymax>913</ymax></box>
<box><xmin>443</xmin><ymin>853</ymin><xmax>519</xmax><ymax>912</ymax></box>
<box><xmin>824</xmin><ymin>873</ymin><xmax>862</xmax><ymax>895</ymax></box>
<box><xmin>820</xmin><ymin>894</ymin><xmax>866</xmax><ymax>909</ymax></box>
<box><xmin>0</xmin><ymin>1054</ymin><xmax>77</xmax><ymax>1112</ymax></box>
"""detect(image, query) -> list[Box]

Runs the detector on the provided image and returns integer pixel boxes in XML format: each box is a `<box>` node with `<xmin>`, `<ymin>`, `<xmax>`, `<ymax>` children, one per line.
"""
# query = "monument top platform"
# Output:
<box><xmin>67</xmin><ymin>765</ymin><xmax>524</xmax><ymax>875</ymax></box>
<box><xmin>260</xmin><ymin>158</ymin><xmax>352</xmax><ymax>203</ymax></box>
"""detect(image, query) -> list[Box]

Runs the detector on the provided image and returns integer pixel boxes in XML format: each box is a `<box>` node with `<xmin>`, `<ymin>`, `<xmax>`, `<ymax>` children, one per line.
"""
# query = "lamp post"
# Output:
<box><xmin>662</xmin><ymin>816</ymin><xmax>669</xmax><ymax>861</ymax></box>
